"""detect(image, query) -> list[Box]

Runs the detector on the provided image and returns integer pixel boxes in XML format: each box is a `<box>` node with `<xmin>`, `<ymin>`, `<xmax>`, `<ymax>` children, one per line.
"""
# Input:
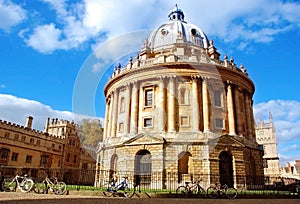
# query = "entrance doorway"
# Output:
<box><xmin>219</xmin><ymin>151</ymin><xmax>234</xmax><ymax>187</ymax></box>
<box><xmin>178</xmin><ymin>151</ymin><xmax>191</xmax><ymax>183</ymax></box>
<box><xmin>134</xmin><ymin>150</ymin><xmax>152</xmax><ymax>186</ymax></box>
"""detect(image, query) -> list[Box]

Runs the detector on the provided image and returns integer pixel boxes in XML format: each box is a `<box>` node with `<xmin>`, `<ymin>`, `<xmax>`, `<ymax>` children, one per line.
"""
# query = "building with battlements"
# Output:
<box><xmin>95</xmin><ymin>5</ymin><xmax>264</xmax><ymax>190</ymax></box>
<box><xmin>0</xmin><ymin>116</ymin><xmax>96</xmax><ymax>184</ymax></box>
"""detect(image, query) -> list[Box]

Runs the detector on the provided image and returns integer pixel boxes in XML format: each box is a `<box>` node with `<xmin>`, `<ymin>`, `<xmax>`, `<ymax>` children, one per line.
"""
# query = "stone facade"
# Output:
<box><xmin>0</xmin><ymin>116</ymin><xmax>96</xmax><ymax>184</ymax></box>
<box><xmin>281</xmin><ymin>161</ymin><xmax>300</xmax><ymax>180</ymax></box>
<box><xmin>95</xmin><ymin>5</ymin><xmax>264</xmax><ymax>189</ymax></box>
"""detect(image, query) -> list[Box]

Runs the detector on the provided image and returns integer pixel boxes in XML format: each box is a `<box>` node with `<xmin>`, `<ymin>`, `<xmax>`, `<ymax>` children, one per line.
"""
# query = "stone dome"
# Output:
<box><xmin>147</xmin><ymin>4</ymin><xmax>209</xmax><ymax>51</ymax></box>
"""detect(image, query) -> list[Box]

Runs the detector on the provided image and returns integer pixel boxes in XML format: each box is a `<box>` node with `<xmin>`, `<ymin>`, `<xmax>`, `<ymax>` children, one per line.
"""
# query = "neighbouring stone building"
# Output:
<box><xmin>96</xmin><ymin>5</ymin><xmax>264</xmax><ymax>189</ymax></box>
<box><xmin>282</xmin><ymin>161</ymin><xmax>300</xmax><ymax>179</ymax></box>
<box><xmin>255</xmin><ymin>113</ymin><xmax>281</xmax><ymax>183</ymax></box>
<box><xmin>0</xmin><ymin>116</ymin><xmax>96</xmax><ymax>185</ymax></box>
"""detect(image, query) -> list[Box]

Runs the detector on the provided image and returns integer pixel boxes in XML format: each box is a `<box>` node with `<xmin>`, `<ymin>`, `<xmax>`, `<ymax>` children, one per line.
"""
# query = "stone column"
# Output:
<box><xmin>192</xmin><ymin>76</ymin><xmax>200</xmax><ymax>131</ymax></box>
<box><xmin>111</xmin><ymin>89</ymin><xmax>119</xmax><ymax>137</ymax></box>
<box><xmin>227</xmin><ymin>82</ymin><xmax>236</xmax><ymax>135</ymax></box>
<box><xmin>244</xmin><ymin>91</ymin><xmax>252</xmax><ymax>138</ymax></box>
<box><xmin>249</xmin><ymin>98</ymin><xmax>255</xmax><ymax>140</ymax></box>
<box><xmin>107</xmin><ymin>93</ymin><xmax>113</xmax><ymax>138</ymax></box>
<box><xmin>168</xmin><ymin>76</ymin><xmax>176</xmax><ymax>132</ymax></box>
<box><xmin>234</xmin><ymin>87</ymin><xmax>242</xmax><ymax>135</ymax></box>
<box><xmin>130</xmin><ymin>82</ymin><xmax>138</xmax><ymax>135</ymax></box>
<box><xmin>158</xmin><ymin>77</ymin><xmax>166</xmax><ymax>132</ymax></box>
<box><xmin>103</xmin><ymin>99</ymin><xmax>110</xmax><ymax>139</ymax></box>
<box><xmin>125</xmin><ymin>84</ymin><xmax>131</xmax><ymax>134</ymax></box>
<box><xmin>202</xmin><ymin>78</ymin><xmax>210</xmax><ymax>132</ymax></box>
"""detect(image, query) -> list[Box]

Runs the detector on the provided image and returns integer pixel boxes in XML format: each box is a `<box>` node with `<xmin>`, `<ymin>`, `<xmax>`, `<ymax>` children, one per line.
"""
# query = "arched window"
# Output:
<box><xmin>179</xmin><ymin>87</ymin><xmax>189</xmax><ymax>105</ymax></box>
<box><xmin>110</xmin><ymin>154</ymin><xmax>118</xmax><ymax>180</ymax></box>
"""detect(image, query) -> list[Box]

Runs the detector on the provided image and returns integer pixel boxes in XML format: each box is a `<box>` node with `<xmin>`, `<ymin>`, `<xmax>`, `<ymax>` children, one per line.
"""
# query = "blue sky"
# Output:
<box><xmin>0</xmin><ymin>0</ymin><xmax>300</xmax><ymax>166</ymax></box>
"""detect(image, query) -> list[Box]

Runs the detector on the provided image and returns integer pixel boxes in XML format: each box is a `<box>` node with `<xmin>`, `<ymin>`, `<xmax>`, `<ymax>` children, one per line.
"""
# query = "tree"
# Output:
<box><xmin>81</xmin><ymin>119</ymin><xmax>103</xmax><ymax>147</ymax></box>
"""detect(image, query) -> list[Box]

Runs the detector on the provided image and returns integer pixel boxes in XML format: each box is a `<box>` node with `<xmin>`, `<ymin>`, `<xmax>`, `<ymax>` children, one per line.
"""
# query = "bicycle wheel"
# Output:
<box><xmin>225</xmin><ymin>187</ymin><xmax>237</xmax><ymax>199</ymax></box>
<box><xmin>100</xmin><ymin>182</ymin><xmax>114</xmax><ymax>197</ymax></box>
<box><xmin>34</xmin><ymin>181</ymin><xmax>48</xmax><ymax>194</ymax></box>
<box><xmin>196</xmin><ymin>186</ymin><xmax>207</xmax><ymax>198</ymax></box>
<box><xmin>19</xmin><ymin>178</ymin><xmax>34</xmax><ymax>193</ymax></box>
<box><xmin>207</xmin><ymin>186</ymin><xmax>218</xmax><ymax>199</ymax></box>
<box><xmin>54</xmin><ymin>182</ymin><xmax>67</xmax><ymax>195</ymax></box>
<box><xmin>2</xmin><ymin>179</ymin><xmax>17</xmax><ymax>192</ymax></box>
<box><xmin>176</xmin><ymin>186</ymin><xmax>189</xmax><ymax>198</ymax></box>
<box><xmin>122</xmin><ymin>183</ymin><xmax>135</xmax><ymax>198</ymax></box>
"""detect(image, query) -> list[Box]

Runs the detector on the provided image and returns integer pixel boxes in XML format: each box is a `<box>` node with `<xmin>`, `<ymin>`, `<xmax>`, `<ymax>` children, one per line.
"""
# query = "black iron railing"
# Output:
<box><xmin>0</xmin><ymin>166</ymin><xmax>299</xmax><ymax>198</ymax></box>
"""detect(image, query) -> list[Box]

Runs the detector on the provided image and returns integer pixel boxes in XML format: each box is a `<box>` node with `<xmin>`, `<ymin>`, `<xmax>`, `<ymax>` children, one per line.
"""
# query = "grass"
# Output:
<box><xmin>65</xmin><ymin>185</ymin><xmax>299</xmax><ymax>198</ymax></box>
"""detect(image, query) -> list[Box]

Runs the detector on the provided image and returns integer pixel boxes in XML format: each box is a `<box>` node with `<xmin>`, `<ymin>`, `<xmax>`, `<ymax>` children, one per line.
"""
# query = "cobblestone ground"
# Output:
<box><xmin>0</xmin><ymin>191</ymin><xmax>299</xmax><ymax>204</ymax></box>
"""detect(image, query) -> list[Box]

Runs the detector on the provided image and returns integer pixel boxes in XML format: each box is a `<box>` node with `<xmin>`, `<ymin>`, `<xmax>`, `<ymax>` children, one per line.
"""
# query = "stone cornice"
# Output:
<box><xmin>104</xmin><ymin>62</ymin><xmax>255</xmax><ymax>96</ymax></box>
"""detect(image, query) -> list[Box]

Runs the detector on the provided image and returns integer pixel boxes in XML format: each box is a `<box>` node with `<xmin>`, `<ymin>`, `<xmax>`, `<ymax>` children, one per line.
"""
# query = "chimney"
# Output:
<box><xmin>44</xmin><ymin>117</ymin><xmax>50</xmax><ymax>133</ymax></box>
<box><xmin>26</xmin><ymin>116</ymin><xmax>33</xmax><ymax>129</ymax></box>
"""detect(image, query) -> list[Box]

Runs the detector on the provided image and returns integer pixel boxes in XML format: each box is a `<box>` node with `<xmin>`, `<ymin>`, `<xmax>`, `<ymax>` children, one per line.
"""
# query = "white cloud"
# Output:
<box><xmin>18</xmin><ymin>0</ymin><xmax>300</xmax><ymax>53</ymax></box>
<box><xmin>0</xmin><ymin>0</ymin><xmax>26</xmax><ymax>31</ymax></box>
<box><xmin>0</xmin><ymin>94</ymin><xmax>103</xmax><ymax>131</ymax></box>
<box><xmin>24</xmin><ymin>23</ymin><xmax>63</xmax><ymax>53</ymax></box>
<box><xmin>254</xmin><ymin>99</ymin><xmax>300</xmax><ymax>165</ymax></box>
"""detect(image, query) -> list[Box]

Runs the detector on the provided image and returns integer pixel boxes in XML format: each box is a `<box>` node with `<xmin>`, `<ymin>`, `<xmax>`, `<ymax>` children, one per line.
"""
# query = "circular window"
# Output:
<box><xmin>191</xmin><ymin>28</ymin><xmax>197</xmax><ymax>36</ymax></box>
<box><xmin>161</xmin><ymin>28</ymin><xmax>168</xmax><ymax>36</ymax></box>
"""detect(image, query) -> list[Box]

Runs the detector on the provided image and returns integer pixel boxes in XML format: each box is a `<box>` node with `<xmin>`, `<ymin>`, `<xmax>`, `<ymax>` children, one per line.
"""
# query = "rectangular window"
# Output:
<box><xmin>120</xmin><ymin>97</ymin><xmax>125</xmax><ymax>113</ymax></box>
<box><xmin>73</xmin><ymin>154</ymin><xmax>77</xmax><ymax>163</ymax></box>
<box><xmin>119</xmin><ymin>122</ymin><xmax>124</xmax><ymax>132</ymax></box>
<box><xmin>215</xmin><ymin>119</ymin><xmax>224</xmax><ymax>129</ymax></box>
<box><xmin>52</xmin><ymin>143</ymin><xmax>55</xmax><ymax>149</ymax></box>
<box><xmin>30</xmin><ymin>138</ymin><xmax>34</xmax><ymax>144</ymax></box>
<box><xmin>11</xmin><ymin>152</ymin><xmax>18</xmax><ymax>161</ymax></box>
<box><xmin>82</xmin><ymin>163</ymin><xmax>88</xmax><ymax>170</ymax></box>
<box><xmin>180</xmin><ymin>116</ymin><xmax>190</xmax><ymax>127</ymax></box>
<box><xmin>145</xmin><ymin>89</ymin><xmax>153</xmax><ymax>107</ymax></box>
<box><xmin>66</xmin><ymin>153</ymin><xmax>70</xmax><ymax>162</ymax></box>
<box><xmin>36</xmin><ymin>140</ymin><xmax>40</xmax><ymax>146</ymax></box>
<box><xmin>40</xmin><ymin>155</ymin><xmax>49</xmax><ymax>167</ymax></box>
<box><xmin>0</xmin><ymin>149</ymin><xmax>10</xmax><ymax>161</ymax></box>
<box><xmin>4</xmin><ymin>132</ymin><xmax>10</xmax><ymax>138</ymax></box>
<box><xmin>144</xmin><ymin>118</ymin><xmax>153</xmax><ymax>128</ymax></box>
<box><xmin>21</xmin><ymin>136</ymin><xmax>26</xmax><ymax>142</ymax></box>
<box><xmin>25</xmin><ymin>155</ymin><xmax>32</xmax><ymax>163</ymax></box>
<box><xmin>14</xmin><ymin>134</ymin><xmax>19</xmax><ymax>141</ymax></box>
<box><xmin>214</xmin><ymin>90</ymin><xmax>222</xmax><ymax>107</ymax></box>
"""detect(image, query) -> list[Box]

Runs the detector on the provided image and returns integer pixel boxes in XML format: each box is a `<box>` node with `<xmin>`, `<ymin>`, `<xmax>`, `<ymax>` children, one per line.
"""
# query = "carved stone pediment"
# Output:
<box><xmin>208</xmin><ymin>134</ymin><xmax>245</xmax><ymax>148</ymax></box>
<box><xmin>122</xmin><ymin>133</ymin><xmax>165</xmax><ymax>146</ymax></box>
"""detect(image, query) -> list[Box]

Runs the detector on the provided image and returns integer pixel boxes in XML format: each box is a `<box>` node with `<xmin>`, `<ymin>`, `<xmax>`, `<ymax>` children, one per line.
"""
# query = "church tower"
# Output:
<box><xmin>256</xmin><ymin>113</ymin><xmax>281</xmax><ymax>182</ymax></box>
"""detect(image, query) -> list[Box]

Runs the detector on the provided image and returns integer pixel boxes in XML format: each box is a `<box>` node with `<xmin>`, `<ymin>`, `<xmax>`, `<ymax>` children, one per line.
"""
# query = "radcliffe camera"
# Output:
<box><xmin>0</xmin><ymin>2</ymin><xmax>299</xmax><ymax>203</ymax></box>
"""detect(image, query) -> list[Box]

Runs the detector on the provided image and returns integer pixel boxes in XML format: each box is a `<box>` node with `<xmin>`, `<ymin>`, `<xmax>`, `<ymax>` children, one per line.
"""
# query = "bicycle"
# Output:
<box><xmin>100</xmin><ymin>176</ymin><xmax>134</xmax><ymax>198</ymax></box>
<box><xmin>2</xmin><ymin>173</ymin><xmax>34</xmax><ymax>193</ymax></box>
<box><xmin>34</xmin><ymin>174</ymin><xmax>67</xmax><ymax>195</ymax></box>
<box><xmin>176</xmin><ymin>179</ymin><xmax>206</xmax><ymax>198</ymax></box>
<box><xmin>207</xmin><ymin>183</ymin><xmax>237</xmax><ymax>199</ymax></box>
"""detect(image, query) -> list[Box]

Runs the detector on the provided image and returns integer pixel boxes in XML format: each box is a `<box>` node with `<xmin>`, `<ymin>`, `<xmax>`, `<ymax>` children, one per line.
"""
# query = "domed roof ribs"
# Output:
<box><xmin>145</xmin><ymin>4</ymin><xmax>209</xmax><ymax>53</ymax></box>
